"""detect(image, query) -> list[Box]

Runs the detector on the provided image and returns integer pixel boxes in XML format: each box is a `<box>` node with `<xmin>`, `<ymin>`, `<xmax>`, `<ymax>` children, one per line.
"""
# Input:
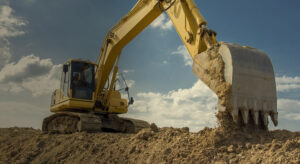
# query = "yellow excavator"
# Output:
<box><xmin>42</xmin><ymin>0</ymin><xmax>278</xmax><ymax>133</ymax></box>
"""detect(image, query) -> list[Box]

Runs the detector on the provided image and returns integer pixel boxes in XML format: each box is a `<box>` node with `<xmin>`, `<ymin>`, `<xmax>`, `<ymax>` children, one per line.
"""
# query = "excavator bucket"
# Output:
<box><xmin>193</xmin><ymin>42</ymin><xmax>277</xmax><ymax>129</ymax></box>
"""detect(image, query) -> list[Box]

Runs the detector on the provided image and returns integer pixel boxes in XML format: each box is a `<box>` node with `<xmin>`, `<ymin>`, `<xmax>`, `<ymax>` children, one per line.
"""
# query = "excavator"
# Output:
<box><xmin>42</xmin><ymin>0</ymin><xmax>278</xmax><ymax>133</ymax></box>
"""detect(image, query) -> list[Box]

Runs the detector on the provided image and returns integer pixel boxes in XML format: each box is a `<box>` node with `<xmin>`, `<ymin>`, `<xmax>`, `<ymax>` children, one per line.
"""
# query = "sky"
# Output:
<box><xmin>0</xmin><ymin>0</ymin><xmax>300</xmax><ymax>132</ymax></box>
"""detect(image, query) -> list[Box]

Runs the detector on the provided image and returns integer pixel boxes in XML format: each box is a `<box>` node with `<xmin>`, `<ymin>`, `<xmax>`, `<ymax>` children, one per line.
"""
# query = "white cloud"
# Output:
<box><xmin>276</xmin><ymin>76</ymin><xmax>300</xmax><ymax>83</ymax></box>
<box><xmin>115</xmin><ymin>72</ymin><xmax>135</xmax><ymax>91</ymax></box>
<box><xmin>122</xmin><ymin>69</ymin><xmax>134</xmax><ymax>74</ymax></box>
<box><xmin>124</xmin><ymin>75</ymin><xmax>300</xmax><ymax>131</ymax></box>
<box><xmin>171</xmin><ymin>45</ymin><xmax>192</xmax><ymax>66</ymax></box>
<box><xmin>0</xmin><ymin>42</ymin><xmax>10</xmax><ymax>68</ymax></box>
<box><xmin>150</xmin><ymin>13</ymin><xmax>173</xmax><ymax>31</ymax></box>
<box><xmin>126</xmin><ymin>80</ymin><xmax>218</xmax><ymax>132</ymax></box>
<box><xmin>0</xmin><ymin>4</ymin><xmax>60</xmax><ymax>96</ymax></box>
<box><xmin>276</xmin><ymin>76</ymin><xmax>300</xmax><ymax>92</ymax></box>
<box><xmin>21</xmin><ymin>64</ymin><xmax>61</xmax><ymax>96</ymax></box>
<box><xmin>278</xmin><ymin>98</ymin><xmax>300</xmax><ymax>120</ymax></box>
<box><xmin>126</xmin><ymin>79</ymin><xmax>135</xmax><ymax>88</ymax></box>
<box><xmin>0</xmin><ymin>4</ymin><xmax>26</xmax><ymax>69</ymax></box>
<box><xmin>0</xmin><ymin>54</ymin><xmax>61</xmax><ymax>96</ymax></box>
<box><xmin>0</xmin><ymin>5</ymin><xmax>26</xmax><ymax>38</ymax></box>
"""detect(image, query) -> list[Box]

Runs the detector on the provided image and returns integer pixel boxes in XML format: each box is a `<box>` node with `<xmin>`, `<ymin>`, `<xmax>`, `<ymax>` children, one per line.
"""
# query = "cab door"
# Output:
<box><xmin>60</xmin><ymin>63</ymin><xmax>70</xmax><ymax>98</ymax></box>
<box><xmin>70</xmin><ymin>62</ymin><xmax>95</xmax><ymax>100</ymax></box>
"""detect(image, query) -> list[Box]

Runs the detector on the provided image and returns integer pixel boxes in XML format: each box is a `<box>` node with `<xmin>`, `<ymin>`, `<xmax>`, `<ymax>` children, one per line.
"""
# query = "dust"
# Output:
<box><xmin>0</xmin><ymin>127</ymin><xmax>299</xmax><ymax>163</ymax></box>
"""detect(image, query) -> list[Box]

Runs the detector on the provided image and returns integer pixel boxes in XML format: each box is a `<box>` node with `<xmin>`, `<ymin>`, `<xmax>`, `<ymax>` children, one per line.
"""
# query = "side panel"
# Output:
<box><xmin>50</xmin><ymin>98</ymin><xmax>94</xmax><ymax>112</ymax></box>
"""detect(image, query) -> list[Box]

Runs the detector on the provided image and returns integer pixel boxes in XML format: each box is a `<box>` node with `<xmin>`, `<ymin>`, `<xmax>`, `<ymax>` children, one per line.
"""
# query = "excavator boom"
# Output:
<box><xmin>95</xmin><ymin>0</ymin><xmax>277</xmax><ymax>128</ymax></box>
<box><xmin>43</xmin><ymin>0</ymin><xmax>278</xmax><ymax>133</ymax></box>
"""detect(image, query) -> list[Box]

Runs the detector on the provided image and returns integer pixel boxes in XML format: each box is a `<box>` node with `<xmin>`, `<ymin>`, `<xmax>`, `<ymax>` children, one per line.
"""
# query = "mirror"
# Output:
<box><xmin>129</xmin><ymin>97</ymin><xmax>134</xmax><ymax>105</ymax></box>
<box><xmin>63</xmin><ymin>64</ymin><xmax>68</xmax><ymax>73</ymax></box>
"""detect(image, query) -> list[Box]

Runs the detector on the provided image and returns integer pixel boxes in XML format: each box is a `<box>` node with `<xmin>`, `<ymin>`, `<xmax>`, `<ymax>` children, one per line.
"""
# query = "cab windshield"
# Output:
<box><xmin>71</xmin><ymin>62</ymin><xmax>95</xmax><ymax>99</ymax></box>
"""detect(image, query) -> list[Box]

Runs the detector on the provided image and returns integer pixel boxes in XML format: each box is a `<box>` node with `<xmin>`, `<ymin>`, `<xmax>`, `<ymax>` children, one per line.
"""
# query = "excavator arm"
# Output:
<box><xmin>95</xmin><ymin>0</ymin><xmax>215</xmax><ymax>95</ymax></box>
<box><xmin>95</xmin><ymin>0</ymin><xmax>278</xmax><ymax>129</ymax></box>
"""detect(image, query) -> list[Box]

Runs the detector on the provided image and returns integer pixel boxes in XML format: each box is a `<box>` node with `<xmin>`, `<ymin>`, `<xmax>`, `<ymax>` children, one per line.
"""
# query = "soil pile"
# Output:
<box><xmin>0</xmin><ymin>125</ymin><xmax>299</xmax><ymax>164</ymax></box>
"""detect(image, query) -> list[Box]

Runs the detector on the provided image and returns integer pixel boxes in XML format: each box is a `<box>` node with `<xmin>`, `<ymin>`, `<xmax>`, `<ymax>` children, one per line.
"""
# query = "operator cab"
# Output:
<box><xmin>61</xmin><ymin>60</ymin><xmax>95</xmax><ymax>100</ymax></box>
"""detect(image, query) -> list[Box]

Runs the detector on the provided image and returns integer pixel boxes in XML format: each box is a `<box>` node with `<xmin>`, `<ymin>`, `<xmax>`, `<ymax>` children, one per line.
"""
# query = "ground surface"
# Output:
<box><xmin>0</xmin><ymin>124</ymin><xmax>299</xmax><ymax>164</ymax></box>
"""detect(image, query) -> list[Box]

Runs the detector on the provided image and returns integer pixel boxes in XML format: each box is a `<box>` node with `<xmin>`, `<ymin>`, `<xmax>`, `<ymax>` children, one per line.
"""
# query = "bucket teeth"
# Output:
<box><xmin>270</xmin><ymin>112</ymin><xmax>278</xmax><ymax>126</ymax></box>
<box><xmin>252</xmin><ymin>111</ymin><xmax>259</xmax><ymax>125</ymax></box>
<box><xmin>193</xmin><ymin>42</ymin><xmax>278</xmax><ymax>129</ymax></box>
<box><xmin>231</xmin><ymin>108</ymin><xmax>239</xmax><ymax>123</ymax></box>
<box><xmin>262</xmin><ymin>112</ymin><xmax>269</xmax><ymax>128</ymax></box>
<box><xmin>241</xmin><ymin>110</ymin><xmax>249</xmax><ymax>124</ymax></box>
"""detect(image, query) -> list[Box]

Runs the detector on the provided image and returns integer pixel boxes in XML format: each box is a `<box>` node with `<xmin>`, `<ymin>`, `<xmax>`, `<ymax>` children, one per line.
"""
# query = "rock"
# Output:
<box><xmin>135</xmin><ymin>129</ymin><xmax>154</xmax><ymax>140</ymax></box>
<box><xmin>227</xmin><ymin>145</ymin><xmax>235</xmax><ymax>153</ymax></box>
<box><xmin>150</xmin><ymin>123</ymin><xmax>159</xmax><ymax>132</ymax></box>
<box><xmin>181</xmin><ymin>127</ymin><xmax>189</xmax><ymax>133</ymax></box>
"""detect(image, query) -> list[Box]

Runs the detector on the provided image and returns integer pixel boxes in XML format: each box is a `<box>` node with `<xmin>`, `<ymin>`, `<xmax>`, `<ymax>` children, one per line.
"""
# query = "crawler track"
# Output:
<box><xmin>42</xmin><ymin>112</ymin><xmax>150</xmax><ymax>133</ymax></box>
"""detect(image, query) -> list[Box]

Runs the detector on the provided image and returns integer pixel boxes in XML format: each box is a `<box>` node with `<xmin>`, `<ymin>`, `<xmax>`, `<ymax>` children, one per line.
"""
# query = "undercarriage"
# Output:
<box><xmin>42</xmin><ymin>111</ymin><xmax>150</xmax><ymax>133</ymax></box>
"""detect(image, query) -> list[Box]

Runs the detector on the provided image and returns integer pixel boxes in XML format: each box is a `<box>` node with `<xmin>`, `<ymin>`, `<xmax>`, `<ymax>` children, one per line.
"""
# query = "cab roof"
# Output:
<box><xmin>64</xmin><ymin>59</ymin><xmax>96</xmax><ymax>66</ymax></box>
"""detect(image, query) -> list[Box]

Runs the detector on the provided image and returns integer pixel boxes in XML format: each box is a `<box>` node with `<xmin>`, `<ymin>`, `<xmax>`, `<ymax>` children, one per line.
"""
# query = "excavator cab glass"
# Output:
<box><xmin>70</xmin><ymin>61</ymin><xmax>95</xmax><ymax>100</ymax></box>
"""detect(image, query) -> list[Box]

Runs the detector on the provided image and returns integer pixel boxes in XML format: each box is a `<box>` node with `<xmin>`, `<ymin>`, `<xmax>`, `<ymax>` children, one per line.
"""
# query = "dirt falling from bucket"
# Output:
<box><xmin>192</xmin><ymin>43</ymin><xmax>235</xmax><ymax>130</ymax></box>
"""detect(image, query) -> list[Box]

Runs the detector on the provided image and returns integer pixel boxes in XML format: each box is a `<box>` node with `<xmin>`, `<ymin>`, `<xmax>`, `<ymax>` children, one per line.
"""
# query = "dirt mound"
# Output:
<box><xmin>0</xmin><ymin>126</ymin><xmax>299</xmax><ymax>164</ymax></box>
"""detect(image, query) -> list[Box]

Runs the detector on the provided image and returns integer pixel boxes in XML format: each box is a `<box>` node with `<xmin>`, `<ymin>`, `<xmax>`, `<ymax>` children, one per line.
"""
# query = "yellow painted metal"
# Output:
<box><xmin>106</xmin><ymin>91</ymin><xmax>128</xmax><ymax>114</ymax></box>
<box><xmin>52</xmin><ymin>0</ymin><xmax>251</xmax><ymax>116</ymax></box>
<box><xmin>51</xmin><ymin>91</ymin><xmax>128</xmax><ymax>114</ymax></box>
<box><xmin>93</xmin><ymin>90</ymin><xmax>128</xmax><ymax>114</ymax></box>
<box><xmin>105</xmin><ymin>55</ymin><xmax>121</xmax><ymax>107</ymax></box>
<box><xmin>51</xmin><ymin>97</ymin><xmax>94</xmax><ymax>112</ymax></box>
<box><xmin>165</xmin><ymin>0</ymin><xmax>208</xmax><ymax>57</ymax></box>
<box><xmin>95</xmin><ymin>0</ymin><xmax>162</xmax><ymax>97</ymax></box>
<box><xmin>47</xmin><ymin>0</ymin><xmax>278</xmax><ymax>130</ymax></box>
<box><xmin>95</xmin><ymin>0</ymin><xmax>214</xmax><ymax>99</ymax></box>
<box><xmin>52</xmin><ymin>0</ymin><xmax>217</xmax><ymax>114</ymax></box>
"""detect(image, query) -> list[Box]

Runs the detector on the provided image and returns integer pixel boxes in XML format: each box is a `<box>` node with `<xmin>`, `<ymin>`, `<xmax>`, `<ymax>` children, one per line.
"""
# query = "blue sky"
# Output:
<box><xmin>0</xmin><ymin>0</ymin><xmax>299</xmax><ymax>131</ymax></box>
